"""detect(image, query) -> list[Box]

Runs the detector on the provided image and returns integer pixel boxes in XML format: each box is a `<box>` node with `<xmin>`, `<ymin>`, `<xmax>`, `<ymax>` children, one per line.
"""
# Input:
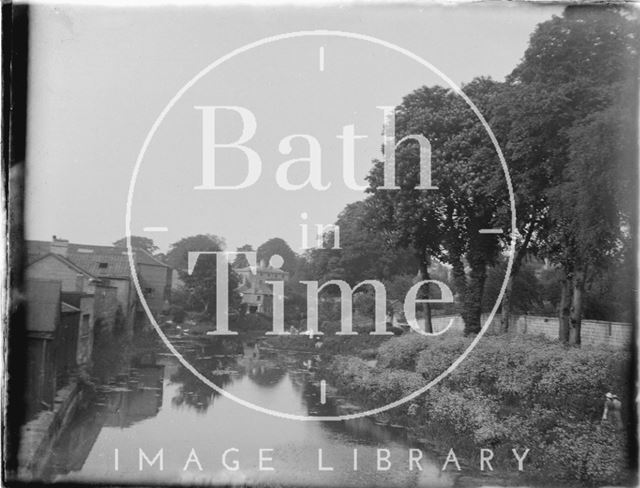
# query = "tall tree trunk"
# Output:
<box><xmin>418</xmin><ymin>253</ymin><xmax>433</xmax><ymax>333</ymax></box>
<box><xmin>463</xmin><ymin>253</ymin><xmax>486</xmax><ymax>335</ymax></box>
<box><xmin>569</xmin><ymin>266</ymin><xmax>586</xmax><ymax>346</ymax></box>
<box><xmin>500</xmin><ymin>220</ymin><xmax>536</xmax><ymax>333</ymax></box>
<box><xmin>451</xmin><ymin>256</ymin><xmax>467</xmax><ymax>311</ymax></box>
<box><xmin>500</xmin><ymin>275</ymin><xmax>515</xmax><ymax>333</ymax></box>
<box><xmin>558</xmin><ymin>270</ymin><xmax>572</xmax><ymax>343</ymax></box>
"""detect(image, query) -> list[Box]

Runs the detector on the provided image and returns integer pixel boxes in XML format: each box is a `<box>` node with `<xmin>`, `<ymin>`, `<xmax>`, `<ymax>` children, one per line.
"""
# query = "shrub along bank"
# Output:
<box><xmin>323</xmin><ymin>334</ymin><xmax>634</xmax><ymax>486</ymax></box>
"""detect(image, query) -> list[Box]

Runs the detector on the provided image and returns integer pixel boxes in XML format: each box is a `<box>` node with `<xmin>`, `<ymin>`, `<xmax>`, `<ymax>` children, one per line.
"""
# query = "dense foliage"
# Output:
<box><xmin>324</xmin><ymin>333</ymin><xmax>633</xmax><ymax>485</ymax></box>
<box><xmin>300</xmin><ymin>6</ymin><xmax>638</xmax><ymax>340</ymax></box>
<box><xmin>256</xmin><ymin>237</ymin><xmax>298</xmax><ymax>272</ymax></box>
<box><xmin>166</xmin><ymin>234</ymin><xmax>241</xmax><ymax>316</ymax></box>
<box><xmin>113</xmin><ymin>235</ymin><xmax>159</xmax><ymax>254</ymax></box>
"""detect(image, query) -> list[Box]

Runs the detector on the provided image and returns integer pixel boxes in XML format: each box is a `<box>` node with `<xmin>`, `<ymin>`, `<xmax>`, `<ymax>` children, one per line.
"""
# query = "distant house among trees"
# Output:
<box><xmin>236</xmin><ymin>259</ymin><xmax>289</xmax><ymax>315</ymax></box>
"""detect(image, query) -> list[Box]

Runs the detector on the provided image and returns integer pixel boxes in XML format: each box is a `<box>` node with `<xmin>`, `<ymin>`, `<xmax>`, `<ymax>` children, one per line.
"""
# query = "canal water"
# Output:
<box><xmin>42</xmin><ymin>337</ymin><xmax>455</xmax><ymax>487</ymax></box>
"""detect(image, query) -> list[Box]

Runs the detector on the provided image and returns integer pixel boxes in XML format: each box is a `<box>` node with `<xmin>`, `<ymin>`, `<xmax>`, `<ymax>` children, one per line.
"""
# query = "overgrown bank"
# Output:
<box><xmin>320</xmin><ymin>334</ymin><xmax>634</xmax><ymax>486</ymax></box>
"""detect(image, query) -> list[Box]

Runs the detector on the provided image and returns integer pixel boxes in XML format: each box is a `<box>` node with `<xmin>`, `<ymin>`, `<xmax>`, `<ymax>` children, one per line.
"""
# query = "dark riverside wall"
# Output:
<box><xmin>16</xmin><ymin>380</ymin><xmax>87</xmax><ymax>481</ymax></box>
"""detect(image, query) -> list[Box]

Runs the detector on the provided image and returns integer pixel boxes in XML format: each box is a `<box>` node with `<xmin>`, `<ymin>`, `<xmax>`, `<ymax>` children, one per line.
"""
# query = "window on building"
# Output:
<box><xmin>98</xmin><ymin>262</ymin><xmax>108</xmax><ymax>269</ymax></box>
<box><xmin>257</xmin><ymin>295</ymin><xmax>261</xmax><ymax>301</ymax></box>
<box><xmin>144</xmin><ymin>288</ymin><xmax>154</xmax><ymax>296</ymax></box>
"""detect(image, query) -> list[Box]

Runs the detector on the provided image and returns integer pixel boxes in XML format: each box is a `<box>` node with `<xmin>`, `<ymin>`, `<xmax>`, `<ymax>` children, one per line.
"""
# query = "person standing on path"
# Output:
<box><xmin>602</xmin><ymin>392</ymin><xmax>623</xmax><ymax>430</ymax></box>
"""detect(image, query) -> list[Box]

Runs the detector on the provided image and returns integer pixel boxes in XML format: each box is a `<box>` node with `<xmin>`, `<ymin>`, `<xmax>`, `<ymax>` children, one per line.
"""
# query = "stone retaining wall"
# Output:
<box><xmin>511</xmin><ymin>315</ymin><xmax>633</xmax><ymax>348</ymax></box>
<box><xmin>424</xmin><ymin>314</ymin><xmax>632</xmax><ymax>348</ymax></box>
<box><xmin>17</xmin><ymin>380</ymin><xmax>86</xmax><ymax>480</ymax></box>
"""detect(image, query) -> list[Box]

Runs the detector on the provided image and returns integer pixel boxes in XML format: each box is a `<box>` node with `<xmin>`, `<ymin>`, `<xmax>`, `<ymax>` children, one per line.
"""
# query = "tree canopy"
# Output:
<box><xmin>507</xmin><ymin>6</ymin><xmax>639</xmax><ymax>343</ymax></box>
<box><xmin>256</xmin><ymin>237</ymin><xmax>297</xmax><ymax>272</ymax></box>
<box><xmin>167</xmin><ymin>234</ymin><xmax>240</xmax><ymax>316</ymax></box>
<box><xmin>166</xmin><ymin>234</ymin><xmax>226</xmax><ymax>271</ymax></box>
<box><xmin>113</xmin><ymin>235</ymin><xmax>158</xmax><ymax>254</ymax></box>
<box><xmin>365</xmin><ymin>78</ymin><xmax>505</xmax><ymax>334</ymax></box>
<box><xmin>233</xmin><ymin>244</ymin><xmax>254</xmax><ymax>269</ymax></box>
<box><xmin>305</xmin><ymin>200</ymin><xmax>418</xmax><ymax>286</ymax></box>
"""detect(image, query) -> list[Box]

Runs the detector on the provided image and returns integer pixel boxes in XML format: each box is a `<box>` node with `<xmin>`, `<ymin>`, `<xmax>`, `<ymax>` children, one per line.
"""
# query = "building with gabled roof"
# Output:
<box><xmin>26</xmin><ymin>237</ymin><xmax>172</xmax><ymax>332</ymax></box>
<box><xmin>26</xmin><ymin>250</ymin><xmax>120</xmax><ymax>337</ymax></box>
<box><xmin>27</xmin><ymin>253</ymin><xmax>96</xmax><ymax>294</ymax></box>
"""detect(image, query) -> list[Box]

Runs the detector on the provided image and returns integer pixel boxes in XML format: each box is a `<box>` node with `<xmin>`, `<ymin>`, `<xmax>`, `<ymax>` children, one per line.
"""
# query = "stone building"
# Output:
<box><xmin>25</xmin><ymin>280</ymin><xmax>83</xmax><ymax>420</ymax></box>
<box><xmin>26</xmin><ymin>237</ymin><xmax>172</xmax><ymax>331</ymax></box>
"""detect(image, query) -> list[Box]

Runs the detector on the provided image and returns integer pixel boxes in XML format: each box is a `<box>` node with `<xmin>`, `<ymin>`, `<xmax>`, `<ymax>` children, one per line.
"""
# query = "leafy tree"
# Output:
<box><xmin>509</xmin><ymin>6</ymin><xmax>637</xmax><ymax>87</ymax></box>
<box><xmin>256</xmin><ymin>237</ymin><xmax>297</xmax><ymax>272</ymax></box>
<box><xmin>233</xmin><ymin>244</ymin><xmax>254</xmax><ymax>269</ymax></box>
<box><xmin>166</xmin><ymin>234</ymin><xmax>240</xmax><ymax>316</ymax></box>
<box><xmin>384</xmin><ymin>274</ymin><xmax>416</xmax><ymax>303</ymax></box>
<box><xmin>490</xmin><ymin>6</ymin><xmax>639</xmax><ymax>341</ymax></box>
<box><xmin>166</xmin><ymin>234</ymin><xmax>225</xmax><ymax>270</ymax></box>
<box><xmin>482</xmin><ymin>258</ymin><xmax>543</xmax><ymax>315</ymax></box>
<box><xmin>113</xmin><ymin>235</ymin><xmax>158</xmax><ymax>254</ymax></box>
<box><xmin>489</xmin><ymin>82</ymin><xmax>566</xmax><ymax>331</ymax></box>
<box><xmin>506</xmin><ymin>6</ymin><xmax>639</xmax><ymax>343</ymax></box>
<box><xmin>366</xmin><ymin>78</ymin><xmax>505</xmax><ymax>334</ymax></box>
<box><xmin>548</xmin><ymin>90</ymin><xmax>637</xmax><ymax>343</ymax></box>
<box><xmin>305</xmin><ymin>200</ymin><xmax>418</xmax><ymax>286</ymax></box>
<box><xmin>583</xmin><ymin>248</ymin><xmax>635</xmax><ymax>323</ymax></box>
<box><xmin>537</xmin><ymin>266</ymin><xmax>563</xmax><ymax>314</ymax></box>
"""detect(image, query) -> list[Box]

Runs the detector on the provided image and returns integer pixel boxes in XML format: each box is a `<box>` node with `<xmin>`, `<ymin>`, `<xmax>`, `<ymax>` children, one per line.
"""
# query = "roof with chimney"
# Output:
<box><xmin>28</xmin><ymin>252</ymin><xmax>97</xmax><ymax>279</ymax></box>
<box><xmin>26</xmin><ymin>239</ymin><xmax>169</xmax><ymax>280</ymax></box>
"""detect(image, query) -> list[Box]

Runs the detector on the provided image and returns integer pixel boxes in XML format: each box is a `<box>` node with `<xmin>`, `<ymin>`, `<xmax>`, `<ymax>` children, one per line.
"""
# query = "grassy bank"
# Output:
<box><xmin>321</xmin><ymin>333</ymin><xmax>634</xmax><ymax>486</ymax></box>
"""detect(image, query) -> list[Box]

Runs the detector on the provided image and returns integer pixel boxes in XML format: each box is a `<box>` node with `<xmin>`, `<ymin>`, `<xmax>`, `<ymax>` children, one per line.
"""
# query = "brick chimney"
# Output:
<box><xmin>51</xmin><ymin>235</ymin><xmax>69</xmax><ymax>256</ymax></box>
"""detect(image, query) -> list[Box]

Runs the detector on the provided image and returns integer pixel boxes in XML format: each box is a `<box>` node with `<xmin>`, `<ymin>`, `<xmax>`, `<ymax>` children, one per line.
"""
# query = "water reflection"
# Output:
<box><xmin>246</xmin><ymin>363</ymin><xmax>286</xmax><ymax>388</ymax></box>
<box><xmin>43</xmin><ymin>339</ymin><xmax>455</xmax><ymax>487</ymax></box>
<box><xmin>168</xmin><ymin>339</ymin><xmax>243</xmax><ymax>413</ymax></box>
<box><xmin>170</xmin><ymin>360</ymin><xmax>228</xmax><ymax>413</ymax></box>
<box><xmin>43</xmin><ymin>362</ymin><xmax>166</xmax><ymax>479</ymax></box>
<box><xmin>102</xmin><ymin>366</ymin><xmax>164</xmax><ymax>428</ymax></box>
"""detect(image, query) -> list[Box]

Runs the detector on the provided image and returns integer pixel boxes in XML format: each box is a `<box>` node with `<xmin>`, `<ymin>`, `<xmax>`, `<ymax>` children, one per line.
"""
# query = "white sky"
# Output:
<box><xmin>25</xmin><ymin>2</ymin><xmax>562</xmax><ymax>253</ymax></box>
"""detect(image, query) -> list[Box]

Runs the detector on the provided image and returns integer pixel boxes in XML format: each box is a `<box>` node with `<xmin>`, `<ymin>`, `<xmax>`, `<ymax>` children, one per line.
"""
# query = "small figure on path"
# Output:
<box><xmin>407</xmin><ymin>403</ymin><xmax>419</xmax><ymax>417</ymax></box>
<box><xmin>602</xmin><ymin>392</ymin><xmax>623</xmax><ymax>430</ymax></box>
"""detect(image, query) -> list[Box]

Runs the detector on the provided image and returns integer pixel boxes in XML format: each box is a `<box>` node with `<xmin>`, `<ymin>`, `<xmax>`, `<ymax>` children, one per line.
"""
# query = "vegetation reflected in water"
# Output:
<box><xmin>43</xmin><ymin>337</ymin><xmax>455</xmax><ymax>487</ymax></box>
